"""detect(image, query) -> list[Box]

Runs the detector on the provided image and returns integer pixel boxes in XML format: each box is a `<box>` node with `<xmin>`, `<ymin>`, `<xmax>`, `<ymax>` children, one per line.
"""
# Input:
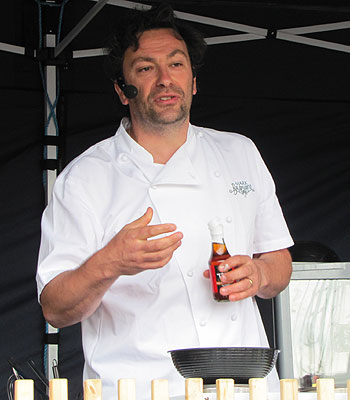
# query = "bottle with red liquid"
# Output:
<box><xmin>208</xmin><ymin>218</ymin><xmax>231</xmax><ymax>302</ymax></box>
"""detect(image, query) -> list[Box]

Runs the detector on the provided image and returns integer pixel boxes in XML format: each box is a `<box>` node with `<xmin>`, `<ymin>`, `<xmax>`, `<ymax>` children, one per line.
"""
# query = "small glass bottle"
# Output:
<box><xmin>208</xmin><ymin>218</ymin><xmax>231</xmax><ymax>302</ymax></box>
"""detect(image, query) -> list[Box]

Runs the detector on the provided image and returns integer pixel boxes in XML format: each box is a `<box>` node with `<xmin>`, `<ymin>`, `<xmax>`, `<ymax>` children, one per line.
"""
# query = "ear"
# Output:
<box><xmin>192</xmin><ymin>76</ymin><xmax>197</xmax><ymax>95</ymax></box>
<box><xmin>114</xmin><ymin>82</ymin><xmax>129</xmax><ymax>105</ymax></box>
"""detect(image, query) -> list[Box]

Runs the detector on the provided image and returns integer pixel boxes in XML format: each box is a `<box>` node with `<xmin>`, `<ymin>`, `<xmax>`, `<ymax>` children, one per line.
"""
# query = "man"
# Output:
<box><xmin>36</xmin><ymin>3</ymin><xmax>293</xmax><ymax>399</ymax></box>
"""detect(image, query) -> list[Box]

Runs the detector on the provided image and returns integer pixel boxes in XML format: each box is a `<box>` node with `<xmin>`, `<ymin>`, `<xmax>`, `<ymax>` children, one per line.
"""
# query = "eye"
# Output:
<box><xmin>137</xmin><ymin>66</ymin><xmax>152</xmax><ymax>73</ymax></box>
<box><xmin>171</xmin><ymin>62</ymin><xmax>183</xmax><ymax>67</ymax></box>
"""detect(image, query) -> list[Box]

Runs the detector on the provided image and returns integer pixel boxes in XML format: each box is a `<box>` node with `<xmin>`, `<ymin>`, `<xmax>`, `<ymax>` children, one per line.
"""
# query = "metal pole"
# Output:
<box><xmin>54</xmin><ymin>0</ymin><xmax>109</xmax><ymax>57</ymax></box>
<box><xmin>44</xmin><ymin>33</ymin><xmax>60</xmax><ymax>381</ymax></box>
<box><xmin>275</xmin><ymin>286</ymin><xmax>294</xmax><ymax>379</ymax></box>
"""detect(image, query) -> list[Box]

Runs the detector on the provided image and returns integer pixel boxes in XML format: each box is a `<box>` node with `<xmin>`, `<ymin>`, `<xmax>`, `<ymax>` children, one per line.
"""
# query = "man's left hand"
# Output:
<box><xmin>203</xmin><ymin>249</ymin><xmax>292</xmax><ymax>301</ymax></box>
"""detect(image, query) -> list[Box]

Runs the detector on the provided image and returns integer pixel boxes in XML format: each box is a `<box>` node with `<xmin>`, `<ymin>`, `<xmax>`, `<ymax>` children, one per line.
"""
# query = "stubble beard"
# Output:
<box><xmin>147</xmin><ymin>102</ymin><xmax>188</xmax><ymax>126</ymax></box>
<box><xmin>131</xmin><ymin>85</ymin><xmax>193</xmax><ymax>132</ymax></box>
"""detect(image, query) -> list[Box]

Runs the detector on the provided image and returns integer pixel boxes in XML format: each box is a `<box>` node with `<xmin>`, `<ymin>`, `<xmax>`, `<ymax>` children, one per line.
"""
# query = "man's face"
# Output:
<box><xmin>116</xmin><ymin>28</ymin><xmax>197</xmax><ymax>130</ymax></box>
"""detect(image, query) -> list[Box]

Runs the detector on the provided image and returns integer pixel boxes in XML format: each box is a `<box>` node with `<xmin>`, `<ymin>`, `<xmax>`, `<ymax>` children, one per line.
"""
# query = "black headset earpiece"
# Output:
<box><xmin>116</xmin><ymin>77</ymin><xmax>138</xmax><ymax>99</ymax></box>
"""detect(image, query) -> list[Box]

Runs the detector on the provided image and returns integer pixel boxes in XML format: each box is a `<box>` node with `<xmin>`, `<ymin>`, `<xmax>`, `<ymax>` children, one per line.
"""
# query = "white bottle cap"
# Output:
<box><xmin>208</xmin><ymin>217</ymin><xmax>224</xmax><ymax>236</ymax></box>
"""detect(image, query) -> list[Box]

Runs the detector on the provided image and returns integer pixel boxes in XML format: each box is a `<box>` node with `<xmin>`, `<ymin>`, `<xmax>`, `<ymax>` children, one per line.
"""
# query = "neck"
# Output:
<box><xmin>128</xmin><ymin>119</ymin><xmax>189</xmax><ymax>164</ymax></box>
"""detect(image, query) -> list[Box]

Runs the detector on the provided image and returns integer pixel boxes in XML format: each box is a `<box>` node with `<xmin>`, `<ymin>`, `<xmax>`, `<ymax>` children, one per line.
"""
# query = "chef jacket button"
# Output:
<box><xmin>199</xmin><ymin>319</ymin><xmax>207</xmax><ymax>327</ymax></box>
<box><xmin>150</xmin><ymin>185</ymin><xmax>157</xmax><ymax>190</ymax></box>
<box><xmin>231</xmin><ymin>314</ymin><xmax>237</xmax><ymax>321</ymax></box>
<box><xmin>187</xmin><ymin>270</ymin><xmax>193</xmax><ymax>277</ymax></box>
<box><xmin>198</xmin><ymin>131</ymin><xmax>203</xmax><ymax>138</ymax></box>
<box><xmin>120</xmin><ymin>154</ymin><xmax>128</xmax><ymax>162</ymax></box>
<box><xmin>226</xmin><ymin>216</ymin><xmax>232</xmax><ymax>223</ymax></box>
<box><xmin>214</xmin><ymin>171</ymin><xmax>221</xmax><ymax>177</ymax></box>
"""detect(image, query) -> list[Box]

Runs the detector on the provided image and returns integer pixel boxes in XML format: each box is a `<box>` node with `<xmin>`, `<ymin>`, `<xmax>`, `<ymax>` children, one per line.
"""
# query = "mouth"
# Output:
<box><xmin>159</xmin><ymin>96</ymin><xmax>175</xmax><ymax>100</ymax></box>
<box><xmin>154</xmin><ymin>94</ymin><xmax>179</xmax><ymax>104</ymax></box>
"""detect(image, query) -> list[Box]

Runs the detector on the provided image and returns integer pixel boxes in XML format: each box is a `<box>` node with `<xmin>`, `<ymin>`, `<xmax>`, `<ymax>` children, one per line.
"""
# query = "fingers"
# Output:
<box><xmin>218</xmin><ymin>255</ymin><xmax>254</xmax><ymax>281</ymax></box>
<box><xmin>213</xmin><ymin>255</ymin><xmax>261</xmax><ymax>302</ymax></box>
<box><xmin>144</xmin><ymin>230</ymin><xmax>183</xmax><ymax>251</ymax></box>
<box><xmin>107</xmin><ymin>208</ymin><xmax>183</xmax><ymax>276</ymax></box>
<box><xmin>137</xmin><ymin>223</ymin><xmax>178</xmax><ymax>240</ymax></box>
<box><xmin>220</xmin><ymin>278</ymin><xmax>256</xmax><ymax>302</ymax></box>
<box><xmin>127</xmin><ymin>208</ymin><xmax>178</xmax><ymax>241</ymax></box>
<box><xmin>138</xmin><ymin>237</ymin><xmax>183</xmax><ymax>265</ymax></box>
<box><xmin>129</xmin><ymin>229</ymin><xmax>183</xmax><ymax>263</ymax></box>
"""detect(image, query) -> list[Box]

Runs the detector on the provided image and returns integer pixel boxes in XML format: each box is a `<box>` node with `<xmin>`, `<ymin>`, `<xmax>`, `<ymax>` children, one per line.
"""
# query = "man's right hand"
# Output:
<box><xmin>40</xmin><ymin>207</ymin><xmax>182</xmax><ymax>328</ymax></box>
<box><xmin>101</xmin><ymin>207</ymin><xmax>183</xmax><ymax>278</ymax></box>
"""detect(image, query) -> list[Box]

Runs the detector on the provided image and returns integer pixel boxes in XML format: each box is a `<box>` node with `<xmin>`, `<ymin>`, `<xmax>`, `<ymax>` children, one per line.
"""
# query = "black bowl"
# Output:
<box><xmin>168</xmin><ymin>347</ymin><xmax>279</xmax><ymax>385</ymax></box>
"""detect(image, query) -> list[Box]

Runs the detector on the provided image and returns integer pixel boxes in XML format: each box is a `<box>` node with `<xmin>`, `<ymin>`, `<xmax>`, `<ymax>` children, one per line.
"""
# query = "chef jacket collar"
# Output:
<box><xmin>119</xmin><ymin>118</ymin><xmax>155</xmax><ymax>165</ymax></box>
<box><xmin>117</xmin><ymin>118</ymin><xmax>201</xmax><ymax>186</ymax></box>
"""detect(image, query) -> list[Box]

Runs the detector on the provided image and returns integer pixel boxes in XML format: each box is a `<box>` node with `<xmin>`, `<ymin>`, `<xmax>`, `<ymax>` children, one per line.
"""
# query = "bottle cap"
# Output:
<box><xmin>208</xmin><ymin>217</ymin><xmax>224</xmax><ymax>236</ymax></box>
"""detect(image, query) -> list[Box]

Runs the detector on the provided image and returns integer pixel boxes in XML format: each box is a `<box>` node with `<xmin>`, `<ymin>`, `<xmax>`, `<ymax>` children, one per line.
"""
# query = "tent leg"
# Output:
<box><xmin>44</xmin><ymin>33</ymin><xmax>60</xmax><ymax>382</ymax></box>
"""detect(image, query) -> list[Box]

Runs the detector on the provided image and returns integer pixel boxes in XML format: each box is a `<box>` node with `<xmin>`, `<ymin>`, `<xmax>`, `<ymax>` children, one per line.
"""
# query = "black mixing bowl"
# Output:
<box><xmin>168</xmin><ymin>347</ymin><xmax>279</xmax><ymax>385</ymax></box>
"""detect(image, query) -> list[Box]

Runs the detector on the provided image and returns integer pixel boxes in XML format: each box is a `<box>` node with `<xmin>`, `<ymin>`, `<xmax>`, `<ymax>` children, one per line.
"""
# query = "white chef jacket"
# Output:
<box><xmin>37</xmin><ymin>118</ymin><xmax>293</xmax><ymax>400</ymax></box>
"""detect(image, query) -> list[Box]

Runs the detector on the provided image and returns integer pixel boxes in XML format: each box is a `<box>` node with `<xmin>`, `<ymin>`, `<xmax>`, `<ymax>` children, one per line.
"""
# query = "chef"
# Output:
<box><xmin>36</xmin><ymin>3</ymin><xmax>293</xmax><ymax>400</ymax></box>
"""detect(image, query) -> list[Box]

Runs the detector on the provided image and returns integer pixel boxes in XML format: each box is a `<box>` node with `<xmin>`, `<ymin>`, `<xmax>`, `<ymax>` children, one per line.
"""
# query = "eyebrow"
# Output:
<box><xmin>130</xmin><ymin>49</ymin><xmax>189</xmax><ymax>69</ymax></box>
<box><xmin>168</xmin><ymin>49</ymin><xmax>189</xmax><ymax>59</ymax></box>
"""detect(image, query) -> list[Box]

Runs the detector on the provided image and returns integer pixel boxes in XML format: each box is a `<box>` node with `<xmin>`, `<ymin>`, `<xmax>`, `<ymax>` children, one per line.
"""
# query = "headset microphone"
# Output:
<box><xmin>117</xmin><ymin>77</ymin><xmax>138</xmax><ymax>99</ymax></box>
<box><xmin>123</xmin><ymin>84</ymin><xmax>138</xmax><ymax>99</ymax></box>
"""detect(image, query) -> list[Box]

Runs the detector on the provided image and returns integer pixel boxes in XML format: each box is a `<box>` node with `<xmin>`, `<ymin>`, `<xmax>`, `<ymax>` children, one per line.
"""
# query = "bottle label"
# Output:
<box><xmin>210</xmin><ymin>260</ymin><xmax>229</xmax><ymax>301</ymax></box>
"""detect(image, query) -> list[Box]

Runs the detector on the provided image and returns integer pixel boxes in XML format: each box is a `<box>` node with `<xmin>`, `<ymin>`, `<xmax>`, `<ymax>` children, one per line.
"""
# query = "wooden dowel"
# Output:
<box><xmin>280</xmin><ymin>379</ymin><xmax>298</xmax><ymax>400</ymax></box>
<box><xmin>249</xmin><ymin>378</ymin><xmax>267</xmax><ymax>400</ymax></box>
<box><xmin>185</xmin><ymin>378</ymin><xmax>203</xmax><ymax>400</ymax></box>
<box><xmin>118</xmin><ymin>378</ymin><xmax>136</xmax><ymax>400</ymax></box>
<box><xmin>316</xmin><ymin>378</ymin><xmax>334</xmax><ymax>400</ymax></box>
<box><xmin>49</xmin><ymin>378</ymin><xmax>68</xmax><ymax>400</ymax></box>
<box><xmin>216</xmin><ymin>378</ymin><xmax>234</xmax><ymax>400</ymax></box>
<box><xmin>14</xmin><ymin>379</ymin><xmax>34</xmax><ymax>400</ymax></box>
<box><xmin>151</xmin><ymin>379</ymin><xmax>169</xmax><ymax>400</ymax></box>
<box><xmin>84</xmin><ymin>379</ymin><xmax>102</xmax><ymax>400</ymax></box>
<box><xmin>347</xmin><ymin>379</ymin><xmax>350</xmax><ymax>400</ymax></box>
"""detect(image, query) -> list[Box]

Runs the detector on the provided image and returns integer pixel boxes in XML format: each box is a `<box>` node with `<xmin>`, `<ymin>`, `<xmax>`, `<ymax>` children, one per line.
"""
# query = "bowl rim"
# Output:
<box><xmin>168</xmin><ymin>347</ymin><xmax>280</xmax><ymax>353</ymax></box>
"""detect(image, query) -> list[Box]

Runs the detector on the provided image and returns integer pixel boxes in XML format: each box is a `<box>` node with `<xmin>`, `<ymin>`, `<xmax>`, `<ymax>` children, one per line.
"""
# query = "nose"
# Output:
<box><xmin>156</xmin><ymin>66</ymin><xmax>173</xmax><ymax>88</ymax></box>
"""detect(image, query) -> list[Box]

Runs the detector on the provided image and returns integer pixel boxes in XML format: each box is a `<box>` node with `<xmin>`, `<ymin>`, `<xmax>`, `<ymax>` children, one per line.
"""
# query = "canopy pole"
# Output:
<box><xmin>44</xmin><ymin>33</ymin><xmax>60</xmax><ymax>382</ymax></box>
<box><xmin>54</xmin><ymin>0</ymin><xmax>109</xmax><ymax>57</ymax></box>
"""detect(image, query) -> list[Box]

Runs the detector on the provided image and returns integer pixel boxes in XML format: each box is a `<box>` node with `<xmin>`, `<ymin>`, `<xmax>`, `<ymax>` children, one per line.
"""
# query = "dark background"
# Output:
<box><xmin>0</xmin><ymin>1</ymin><xmax>349</xmax><ymax>399</ymax></box>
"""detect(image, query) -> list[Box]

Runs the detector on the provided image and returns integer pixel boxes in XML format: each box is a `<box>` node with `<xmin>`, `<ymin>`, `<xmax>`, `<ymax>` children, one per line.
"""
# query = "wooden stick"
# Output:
<box><xmin>151</xmin><ymin>379</ymin><xmax>169</xmax><ymax>400</ymax></box>
<box><xmin>185</xmin><ymin>378</ymin><xmax>203</xmax><ymax>400</ymax></box>
<box><xmin>118</xmin><ymin>378</ymin><xmax>136</xmax><ymax>400</ymax></box>
<box><xmin>316</xmin><ymin>378</ymin><xmax>334</xmax><ymax>400</ymax></box>
<box><xmin>84</xmin><ymin>379</ymin><xmax>102</xmax><ymax>400</ymax></box>
<box><xmin>49</xmin><ymin>378</ymin><xmax>68</xmax><ymax>400</ymax></box>
<box><xmin>249</xmin><ymin>378</ymin><xmax>267</xmax><ymax>400</ymax></box>
<box><xmin>216</xmin><ymin>378</ymin><xmax>234</xmax><ymax>400</ymax></box>
<box><xmin>14</xmin><ymin>379</ymin><xmax>34</xmax><ymax>400</ymax></box>
<box><xmin>280</xmin><ymin>379</ymin><xmax>298</xmax><ymax>400</ymax></box>
<box><xmin>347</xmin><ymin>380</ymin><xmax>350</xmax><ymax>400</ymax></box>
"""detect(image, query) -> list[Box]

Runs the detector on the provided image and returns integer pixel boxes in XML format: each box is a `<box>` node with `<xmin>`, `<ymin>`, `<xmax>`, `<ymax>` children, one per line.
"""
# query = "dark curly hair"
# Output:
<box><xmin>106</xmin><ymin>2</ymin><xmax>207</xmax><ymax>82</ymax></box>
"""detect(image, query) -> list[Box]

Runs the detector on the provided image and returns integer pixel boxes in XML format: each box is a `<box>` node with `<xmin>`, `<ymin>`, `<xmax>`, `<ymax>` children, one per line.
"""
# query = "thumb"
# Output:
<box><xmin>130</xmin><ymin>207</ymin><xmax>153</xmax><ymax>228</ymax></box>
